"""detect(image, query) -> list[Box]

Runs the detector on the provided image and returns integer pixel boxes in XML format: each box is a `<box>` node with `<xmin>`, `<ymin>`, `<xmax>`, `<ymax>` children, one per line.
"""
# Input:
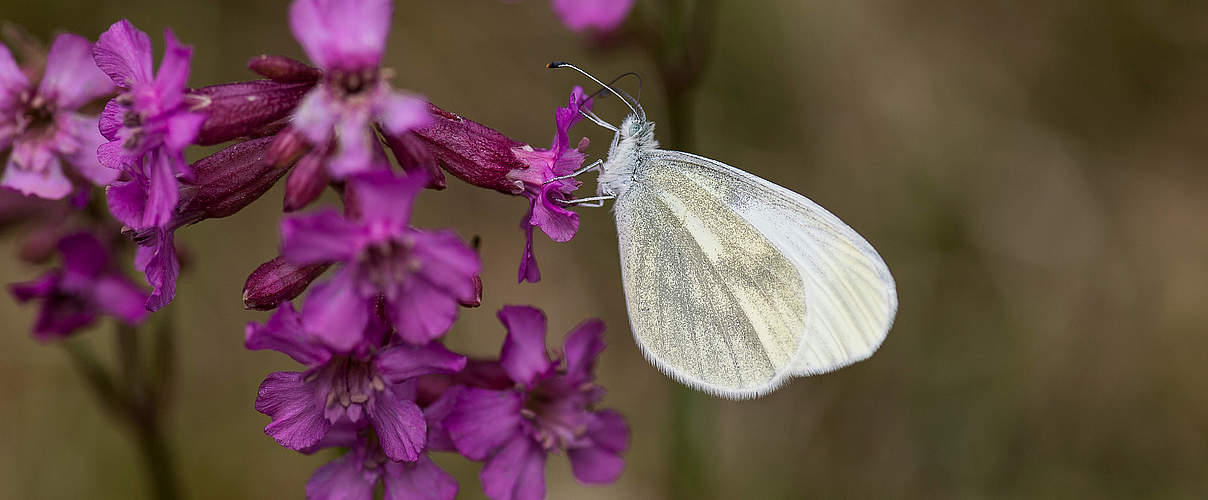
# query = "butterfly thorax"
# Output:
<box><xmin>598</xmin><ymin>115</ymin><xmax>658</xmax><ymax>198</ymax></box>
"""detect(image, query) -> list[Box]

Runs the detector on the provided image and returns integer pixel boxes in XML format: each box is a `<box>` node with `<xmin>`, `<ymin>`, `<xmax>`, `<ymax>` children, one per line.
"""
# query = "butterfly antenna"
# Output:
<box><xmin>547</xmin><ymin>61</ymin><xmax>642</xmax><ymax>118</ymax></box>
<box><xmin>586</xmin><ymin>72</ymin><xmax>643</xmax><ymax>103</ymax></box>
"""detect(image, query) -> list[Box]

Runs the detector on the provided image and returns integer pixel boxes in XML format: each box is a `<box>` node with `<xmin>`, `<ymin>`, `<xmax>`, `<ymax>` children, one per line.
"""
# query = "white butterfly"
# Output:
<box><xmin>550</xmin><ymin>63</ymin><xmax>898</xmax><ymax>399</ymax></box>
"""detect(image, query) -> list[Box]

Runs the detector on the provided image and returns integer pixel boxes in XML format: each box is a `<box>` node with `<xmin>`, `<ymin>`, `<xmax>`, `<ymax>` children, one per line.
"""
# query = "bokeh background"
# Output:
<box><xmin>3</xmin><ymin>0</ymin><xmax>1208</xmax><ymax>498</ymax></box>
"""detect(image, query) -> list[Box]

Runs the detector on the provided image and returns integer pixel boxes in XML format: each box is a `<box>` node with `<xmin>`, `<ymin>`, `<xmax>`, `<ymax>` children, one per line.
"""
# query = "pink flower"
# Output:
<box><xmin>0</xmin><ymin>34</ymin><xmax>115</xmax><ymax>199</ymax></box>
<box><xmin>410</xmin><ymin>88</ymin><xmax>592</xmax><ymax>283</ymax></box>
<box><xmin>445</xmin><ymin>306</ymin><xmax>629</xmax><ymax>500</ymax></box>
<box><xmin>550</xmin><ymin>0</ymin><xmax>636</xmax><ymax>32</ymax></box>
<box><xmin>284</xmin><ymin>0</ymin><xmax>429</xmax><ymax>184</ymax></box>
<box><xmin>94</xmin><ymin>20</ymin><xmax>205</xmax><ymax>230</ymax></box>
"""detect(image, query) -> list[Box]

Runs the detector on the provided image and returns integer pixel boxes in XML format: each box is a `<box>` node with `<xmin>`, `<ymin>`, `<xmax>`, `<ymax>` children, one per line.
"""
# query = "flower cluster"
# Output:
<box><xmin>3</xmin><ymin>0</ymin><xmax>629</xmax><ymax>498</ymax></box>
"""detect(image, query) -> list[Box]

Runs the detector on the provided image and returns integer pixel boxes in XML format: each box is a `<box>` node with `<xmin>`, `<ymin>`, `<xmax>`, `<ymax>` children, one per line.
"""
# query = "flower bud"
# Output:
<box><xmin>179</xmin><ymin>136</ymin><xmax>292</xmax><ymax>219</ymax></box>
<box><xmin>246</xmin><ymin>54</ymin><xmax>322</xmax><ymax>83</ymax></box>
<box><xmin>190</xmin><ymin>80</ymin><xmax>315</xmax><ymax>146</ymax></box>
<box><xmin>410</xmin><ymin>103</ymin><xmax>528</xmax><ymax>194</ymax></box>
<box><xmin>384</xmin><ymin>131</ymin><xmax>445</xmax><ymax>190</ymax></box>
<box><xmin>242</xmin><ymin>256</ymin><xmax>331</xmax><ymax>310</ymax></box>
<box><xmin>283</xmin><ymin>150</ymin><xmax>329</xmax><ymax>212</ymax></box>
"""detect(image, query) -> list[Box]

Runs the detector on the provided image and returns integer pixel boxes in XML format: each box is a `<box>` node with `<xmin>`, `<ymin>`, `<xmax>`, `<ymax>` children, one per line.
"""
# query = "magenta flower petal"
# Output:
<box><xmin>498</xmin><ymin>305</ymin><xmax>553</xmax><ymax>387</ymax></box>
<box><xmin>408</xmin><ymin>230</ymin><xmax>481</xmax><ymax>301</ymax></box>
<box><xmin>54</xmin><ymin>113</ymin><xmax>117</xmax><ymax>186</ymax></box>
<box><xmin>446</xmin><ymin>388</ymin><xmax>524</xmax><ymax>460</ymax></box>
<box><xmin>291</xmin><ymin>88</ymin><xmax>340</xmax><ymax>145</ymax></box>
<box><xmin>144</xmin><ymin>152</ymin><xmax>181</xmax><ymax>228</ymax></box>
<box><xmin>38</xmin><ymin>34</ymin><xmax>114</xmax><ymax>109</ymax></box>
<box><xmin>305</xmin><ymin>447</ymin><xmax>378</xmax><ymax>500</ymax></box>
<box><xmin>367</xmin><ymin>387</ymin><xmax>427</xmax><ymax>462</ymax></box>
<box><xmin>480</xmin><ymin>435</ymin><xmax>547</xmax><ymax>500</ymax></box>
<box><xmin>387</xmin><ymin>278</ymin><xmax>460</xmax><ymax>345</ymax></box>
<box><xmin>568</xmin><ymin>443</ymin><xmax>624</xmax><ymax>484</ymax></box>
<box><xmin>300</xmin><ymin>268</ymin><xmax>370</xmax><ymax>352</ymax></box>
<box><xmin>422</xmin><ymin>386</ymin><xmax>462</xmax><ymax>452</ymax></box>
<box><xmin>562</xmin><ymin>318</ymin><xmax>605</xmax><ymax>381</ymax></box>
<box><xmin>530</xmin><ymin>185</ymin><xmax>580</xmax><ymax>242</ymax></box>
<box><xmin>0</xmin><ymin>43</ymin><xmax>28</xmax><ymax>99</ymax></box>
<box><xmin>327</xmin><ymin>108</ymin><xmax>376</xmax><ymax>178</ymax></box>
<box><xmin>92</xmin><ymin>19</ymin><xmax>154</xmax><ymax>87</ymax></box>
<box><xmin>382</xmin><ymin>455</ymin><xmax>458</xmax><ymax>500</ymax></box>
<box><xmin>551</xmin><ymin>0</ymin><xmax>635</xmax><ymax>32</ymax></box>
<box><xmin>281</xmin><ymin>210</ymin><xmax>366</xmax><ymax>264</ymax></box>
<box><xmin>164</xmin><ymin>111</ymin><xmax>205</xmax><ymax>152</ymax></box>
<box><xmin>289</xmin><ymin>0</ymin><xmax>392</xmax><ymax>70</ymax></box>
<box><xmin>375</xmin><ymin>342</ymin><xmax>467</xmax><ymax>383</ymax></box>
<box><xmin>346</xmin><ymin>170</ymin><xmax>423</xmax><ymax>229</ymax></box>
<box><xmin>152</xmin><ymin>29</ymin><xmax>192</xmax><ymax>109</ymax></box>
<box><xmin>93</xmin><ymin>276</ymin><xmax>152</xmax><ymax>324</ymax></box>
<box><xmin>1</xmin><ymin>154</ymin><xmax>72</xmax><ymax>199</ymax></box>
<box><xmin>134</xmin><ymin>228</ymin><xmax>179</xmax><ymax>311</ymax></box>
<box><xmin>255</xmin><ymin>371</ymin><xmax>331</xmax><ymax>451</ymax></box>
<box><xmin>105</xmin><ymin>178</ymin><xmax>147</xmax><ymax>228</ymax></box>
<box><xmin>517</xmin><ymin>208</ymin><xmax>541</xmax><ymax>283</ymax></box>
<box><xmin>376</xmin><ymin>92</ymin><xmax>429</xmax><ymax>137</ymax></box>
<box><xmin>244</xmin><ymin>302</ymin><xmax>333</xmax><ymax>366</ymax></box>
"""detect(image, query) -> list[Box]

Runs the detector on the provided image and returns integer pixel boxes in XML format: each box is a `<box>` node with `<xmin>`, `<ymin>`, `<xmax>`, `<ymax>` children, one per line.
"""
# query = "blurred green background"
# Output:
<box><xmin>3</xmin><ymin>0</ymin><xmax>1208</xmax><ymax>498</ymax></box>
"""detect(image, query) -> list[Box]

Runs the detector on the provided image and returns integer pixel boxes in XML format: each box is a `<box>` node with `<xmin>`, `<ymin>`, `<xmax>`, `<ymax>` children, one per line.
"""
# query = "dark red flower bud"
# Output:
<box><xmin>410</xmin><ymin>103</ymin><xmax>528</xmax><ymax>194</ymax></box>
<box><xmin>383</xmin><ymin>131</ymin><xmax>445</xmax><ymax>190</ymax></box>
<box><xmin>283</xmin><ymin>150</ymin><xmax>329</xmax><ymax>212</ymax></box>
<box><xmin>190</xmin><ymin>80</ymin><xmax>315</xmax><ymax>146</ymax></box>
<box><xmin>242</xmin><ymin>256</ymin><xmax>331</xmax><ymax>310</ymax></box>
<box><xmin>179</xmin><ymin>136</ymin><xmax>293</xmax><ymax>220</ymax></box>
<box><xmin>246</xmin><ymin>54</ymin><xmax>322</xmax><ymax>83</ymax></box>
<box><xmin>265</xmin><ymin>128</ymin><xmax>310</xmax><ymax>167</ymax></box>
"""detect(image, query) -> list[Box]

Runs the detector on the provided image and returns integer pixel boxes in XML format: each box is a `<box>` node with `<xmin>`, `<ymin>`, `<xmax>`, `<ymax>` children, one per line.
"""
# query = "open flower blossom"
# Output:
<box><xmin>0</xmin><ymin>34</ymin><xmax>115</xmax><ymax>199</ymax></box>
<box><xmin>550</xmin><ymin>0</ymin><xmax>636</xmax><ymax>33</ymax></box>
<box><xmin>280</xmin><ymin>170</ymin><xmax>480</xmax><ymax>351</ymax></box>
<box><xmin>445</xmin><ymin>306</ymin><xmax>629</xmax><ymax>500</ymax></box>
<box><xmin>9</xmin><ymin>232</ymin><xmax>148</xmax><ymax>340</ymax></box>
<box><xmin>305</xmin><ymin>426</ymin><xmax>459</xmax><ymax>500</ymax></box>
<box><xmin>249</xmin><ymin>301</ymin><xmax>467</xmax><ymax>463</ymax></box>
<box><xmin>411</xmin><ymin>87</ymin><xmax>592</xmax><ymax>283</ymax></box>
<box><xmin>284</xmin><ymin>0</ymin><xmax>429</xmax><ymax>183</ymax></box>
<box><xmin>94</xmin><ymin>19</ymin><xmax>205</xmax><ymax>231</ymax></box>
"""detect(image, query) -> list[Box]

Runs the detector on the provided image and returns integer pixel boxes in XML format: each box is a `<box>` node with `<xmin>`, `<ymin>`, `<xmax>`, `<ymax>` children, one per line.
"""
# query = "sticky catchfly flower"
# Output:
<box><xmin>94</xmin><ymin>19</ymin><xmax>205</xmax><ymax>231</ymax></box>
<box><xmin>445</xmin><ymin>306</ymin><xmax>629</xmax><ymax>500</ymax></box>
<box><xmin>280</xmin><ymin>170</ymin><xmax>480</xmax><ymax>351</ymax></box>
<box><xmin>9</xmin><ymin>232</ymin><xmax>148</xmax><ymax>340</ymax></box>
<box><xmin>248</xmin><ymin>302</ymin><xmax>466</xmax><ymax>462</ymax></box>
<box><xmin>285</xmin><ymin>0</ymin><xmax>429</xmax><ymax>180</ymax></box>
<box><xmin>410</xmin><ymin>87</ymin><xmax>592</xmax><ymax>283</ymax></box>
<box><xmin>0</xmin><ymin>34</ymin><xmax>115</xmax><ymax>199</ymax></box>
<box><xmin>305</xmin><ymin>429</ymin><xmax>459</xmax><ymax>500</ymax></box>
<box><xmin>550</xmin><ymin>0</ymin><xmax>636</xmax><ymax>33</ymax></box>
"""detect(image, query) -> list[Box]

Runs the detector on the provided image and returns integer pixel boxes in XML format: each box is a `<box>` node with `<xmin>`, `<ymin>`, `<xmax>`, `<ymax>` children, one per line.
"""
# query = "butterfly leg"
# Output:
<box><xmin>557</xmin><ymin>194</ymin><xmax>615</xmax><ymax>208</ymax></box>
<box><xmin>545</xmin><ymin>159</ymin><xmax>604</xmax><ymax>185</ymax></box>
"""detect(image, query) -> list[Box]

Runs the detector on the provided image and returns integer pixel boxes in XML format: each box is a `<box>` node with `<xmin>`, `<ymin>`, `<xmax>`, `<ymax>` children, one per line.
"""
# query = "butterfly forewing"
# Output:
<box><xmin>614</xmin><ymin>161</ymin><xmax>808</xmax><ymax>398</ymax></box>
<box><xmin>648</xmin><ymin>151</ymin><xmax>898</xmax><ymax>378</ymax></box>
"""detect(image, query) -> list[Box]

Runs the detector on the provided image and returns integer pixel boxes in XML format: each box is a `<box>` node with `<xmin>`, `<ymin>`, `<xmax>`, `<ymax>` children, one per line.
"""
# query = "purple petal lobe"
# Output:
<box><xmin>93</xmin><ymin>276</ymin><xmax>151</xmax><ymax>324</ymax></box>
<box><xmin>281</xmin><ymin>210</ymin><xmax>365</xmax><ymax>264</ymax></box>
<box><xmin>376</xmin><ymin>91</ymin><xmax>429</xmax><ymax>137</ymax></box>
<box><xmin>255</xmin><ymin>371</ymin><xmax>331</xmax><ymax>451</ymax></box>
<box><xmin>153</xmin><ymin>29</ymin><xmax>192</xmax><ymax>108</ymax></box>
<box><xmin>382</xmin><ymin>455</ymin><xmax>458</xmax><ymax>500</ymax></box>
<box><xmin>305</xmin><ymin>449</ymin><xmax>378</xmax><ymax>500</ymax></box>
<box><xmin>562</xmin><ymin>319</ymin><xmax>606</xmax><ymax>381</ymax></box>
<box><xmin>368</xmin><ymin>388</ymin><xmax>427</xmax><ymax>462</ymax></box>
<box><xmin>346</xmin><ymin>170</ymin><xmax>424</xmax><ymax>229</ymax></box>
<box><xmin>135</xmin><ymin>228</ymin><xmax>179</xmax><ymax>311</ymax></box>
<box><xmin>105</xmin><ymin>179</ymin><xmax>147</xmax><ymax>229</ymax></box>
<box><xmin>551</xmin><ymin>0</ymin><xmax>636</xmax><ymax>32</ymax></box>
<box><xmin>374</xmin><ymin>342</ymin><xmax>466</xmax><ymax>383</ymax></box>
<box><xmin>301</xmin><ymin>269</ymin><xmax>369</xmax><ymax>352</ymax></box>
<box><xmin>39</xmin><ymin>33</ymin><xmax>115</xmax><ymax>110</ymax></box>
<box><xmin>244</xmin><ymin>302</ymin><xmax>332</xmax><ymax>366</ymax></box>
<box><xmin>446</xmin><ymin>388</ymin><xmax>523</xmax><ymax>461</ymax></box>
<box><xmin>289</xmin><ymin>0</ymin><xmax>392</xmax><ymax>70</ymax></box>
<box><xmin>2</xmin><ymin>154</ymin><xmax>72</xmax><ymax>199</ymax></box>
<box><xmin>93</xmin><ymin>20</ymin><xmax>154</xmax><ymax>87</ymax></box>
<box><xmin>387</xmin><ymin>279</ymin><xmax>458</xmax><ymax>345</ymax></box>
<box><xmin>481</xmin><ymin>435</ymin><xmax>547</xmax><ymax>500</ymax></box>
<box><xmin>498</xmin><ymin>305</ymin><xmax>552</xmax><ymax>387</ymax></box>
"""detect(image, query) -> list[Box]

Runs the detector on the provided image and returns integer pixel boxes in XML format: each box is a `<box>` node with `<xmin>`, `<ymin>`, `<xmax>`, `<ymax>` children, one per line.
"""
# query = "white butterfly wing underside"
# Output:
<box><xmin>613</xmin><ymin>150</ymin><xmax>897</xmax><ymax>398</ymax></box>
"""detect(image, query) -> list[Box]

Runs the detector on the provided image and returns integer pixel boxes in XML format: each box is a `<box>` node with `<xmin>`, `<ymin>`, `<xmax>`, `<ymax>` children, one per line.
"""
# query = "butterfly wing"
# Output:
<box><xmin>613</xmin><ymin>151</ymin><xmax>897</xmax><ymax>398</ymax></box>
